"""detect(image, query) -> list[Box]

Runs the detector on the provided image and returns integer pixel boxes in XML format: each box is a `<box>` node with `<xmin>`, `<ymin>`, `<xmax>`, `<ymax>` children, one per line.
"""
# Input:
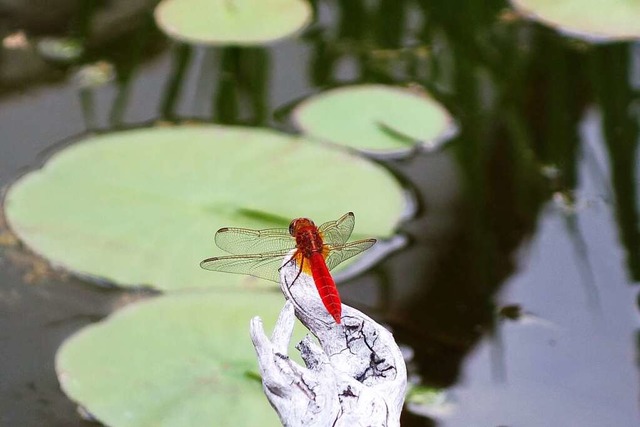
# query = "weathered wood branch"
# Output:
<box><xmin>250</xmin><ymin>255</ymin><xmax>407</xmax><ymax>426</ymax></box>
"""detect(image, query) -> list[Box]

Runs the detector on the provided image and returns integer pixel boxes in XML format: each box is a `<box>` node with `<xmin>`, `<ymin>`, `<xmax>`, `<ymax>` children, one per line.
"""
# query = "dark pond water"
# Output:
<box><xmin>1</xmin><ymin>1</ymin><xmax>639</xmax><ymax>426</ymax></box>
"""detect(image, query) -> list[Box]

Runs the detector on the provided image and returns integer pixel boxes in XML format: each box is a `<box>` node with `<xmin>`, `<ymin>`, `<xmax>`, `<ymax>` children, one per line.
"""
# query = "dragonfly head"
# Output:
<box><xmin>289</xmin><ymin>217</ymin><xmax>315</xmax><ymax>236</ymax></box>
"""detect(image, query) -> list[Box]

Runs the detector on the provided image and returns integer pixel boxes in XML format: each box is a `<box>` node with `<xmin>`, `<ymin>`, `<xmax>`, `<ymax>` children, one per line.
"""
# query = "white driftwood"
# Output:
<box><xmin>250</xmin><ymin>255</ymin><xmax>407</xmax><ymax>426</ymax></box>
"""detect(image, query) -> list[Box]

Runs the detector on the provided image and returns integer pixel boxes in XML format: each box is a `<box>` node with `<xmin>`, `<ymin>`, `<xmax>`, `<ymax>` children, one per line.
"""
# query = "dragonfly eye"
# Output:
<box><xmin>288</xmin><ymin>220</ymin><xmax>296</xmax><ymax>236</ymax></box>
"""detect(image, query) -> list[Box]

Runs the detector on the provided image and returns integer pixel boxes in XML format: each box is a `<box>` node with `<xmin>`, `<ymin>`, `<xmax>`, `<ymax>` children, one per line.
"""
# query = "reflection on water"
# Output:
<box><xmin>0</xmin><ymin>0</ymin><xmax>639</xmax><ymax>426</ymax></box>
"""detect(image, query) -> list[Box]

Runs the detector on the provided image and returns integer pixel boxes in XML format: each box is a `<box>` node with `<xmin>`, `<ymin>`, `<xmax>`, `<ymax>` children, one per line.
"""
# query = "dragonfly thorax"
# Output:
<box><xmin>290</xmin><ymin>218</ymin><xmax>324</xmax><ymax>257</ymax></box>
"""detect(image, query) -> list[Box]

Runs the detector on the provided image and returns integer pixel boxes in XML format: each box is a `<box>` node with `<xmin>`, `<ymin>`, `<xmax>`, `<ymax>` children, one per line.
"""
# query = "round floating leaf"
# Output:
<box><xmin>292</xmin><ymin>85</ymin><xmax>454</xmax><ymax>157</ymax></box>
<box><xmin>154</xmin><ymin>0</ymin><xmax>312</xmax><ymax>46</ymax></box>
<box><xmin>511</xmin><ymin>0</ymin><xmax>640</xmax><ymax>42</ymax></box>
<box><xmin>56</xmin><ymin>291</ymin><xmax>295</xmax><ymax>427</ymax></box>
<box><xmin>4</xmin><ymin>125</ymin><xmax>404</xmax><ymax>291</ymax></box>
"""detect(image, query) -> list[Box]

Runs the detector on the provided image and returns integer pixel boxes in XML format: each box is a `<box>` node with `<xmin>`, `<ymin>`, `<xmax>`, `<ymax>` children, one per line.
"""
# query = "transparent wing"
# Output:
<box><xmin>214</xmin><ymin>227</ymin><xmax>295</xmax><ymax>255</ymax></box>
<box><xmin>200</xmin><ymin>250</ymin><xmax>291</xmax><ymax>282</ymax></box>
<box><xmin>318</xmin><ymin>212</ymin><xmax>355</xmax><ymax>246</ymax></box>
<box><xmin>324</xmin><ymin>239</ymin><xmax>376</xmax><ymax>271</ymax></box>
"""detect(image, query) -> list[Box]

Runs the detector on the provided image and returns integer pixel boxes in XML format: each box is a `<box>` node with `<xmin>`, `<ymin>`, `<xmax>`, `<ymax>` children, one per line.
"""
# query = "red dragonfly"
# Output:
<box><xmin>200</xmin><ymin>212</ymin><xmax>376</xmax><ymax>324</ymax></box>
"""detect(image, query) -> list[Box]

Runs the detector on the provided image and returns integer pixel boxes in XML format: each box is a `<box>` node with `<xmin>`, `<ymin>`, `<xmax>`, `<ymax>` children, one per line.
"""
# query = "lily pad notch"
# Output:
<box><xmin>292</xmin><ymin>84</ymin><xmax>455</xmax><ymax>158</ymax></box>
<box><xmin>3</xmin><ymin>124</ymin><xmax>406</xmax><ymax>292</ymax></box>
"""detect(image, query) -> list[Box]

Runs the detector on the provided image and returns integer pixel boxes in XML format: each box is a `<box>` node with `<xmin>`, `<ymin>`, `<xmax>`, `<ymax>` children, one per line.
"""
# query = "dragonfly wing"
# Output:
<box><xmin>200</xmin><ymin>250</ymin><xmax>291</xmax><ymax>282</ymax></box>
<box><xmin>324</xmin><ymin>239</ymin><xmax>376</xmax><ymax>271</ymax></box>
<box><xmin>318</xmin><ymin>212</ymin><xmax>355</xmax><ymax>246</ymax></box>
<box><xmin>214</xmin><ymin>227</ymin><xmax>294</xmax><ymax>255</ymax></box>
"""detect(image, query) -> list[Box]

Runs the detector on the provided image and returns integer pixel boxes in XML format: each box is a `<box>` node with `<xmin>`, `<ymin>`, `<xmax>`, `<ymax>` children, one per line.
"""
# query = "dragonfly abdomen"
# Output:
<box><xmin>309</xmin><ymin>252</ymin><xmax>342</xmax><ymax>324</ymax></box>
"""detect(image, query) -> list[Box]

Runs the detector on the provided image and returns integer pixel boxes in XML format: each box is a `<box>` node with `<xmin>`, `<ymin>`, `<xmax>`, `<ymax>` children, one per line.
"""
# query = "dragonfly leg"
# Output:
<box><xmin>290</xmin><ymin>256</ymin><xmax>304</xmax><ymax>287</ymax></box>
<box><xmin>278</xmin><ymin>252</ymin><xmax>298</xmax><ymax>273</ymax></box>
<box><xmin>282</xmin><ymin>256</ymin><xmax>307</xmax><ymax>311</ymax></box>
<box><xmin>279</xmin><ymin>253</ymin><xmax>304</xmax><ymax>287</ymax></box>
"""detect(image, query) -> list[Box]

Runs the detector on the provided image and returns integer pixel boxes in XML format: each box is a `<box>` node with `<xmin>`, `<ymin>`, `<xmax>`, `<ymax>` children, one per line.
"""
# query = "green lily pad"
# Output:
<box><xmin>154</xmin><ymin>0</ymin><xmax>312</xmax><ymax>46</ymax></box>
<box><xmin>4</xmin><ymin>124</ymin><xmax>404</xmax><ymax>291</ymax></box>
<box><xmin>292</xmin><ymin>85</ymin><xmax>454</xmax><ymax>157</ymax></box>
<box><xmin>56</xmin><ymin>290</ymin><xmax>296</xmax><ymax>427</ymax></box>
<box><xmin>511</xmin><ymin>0</ymin><xmax>640</xmax><ymax>42</ymax></box>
